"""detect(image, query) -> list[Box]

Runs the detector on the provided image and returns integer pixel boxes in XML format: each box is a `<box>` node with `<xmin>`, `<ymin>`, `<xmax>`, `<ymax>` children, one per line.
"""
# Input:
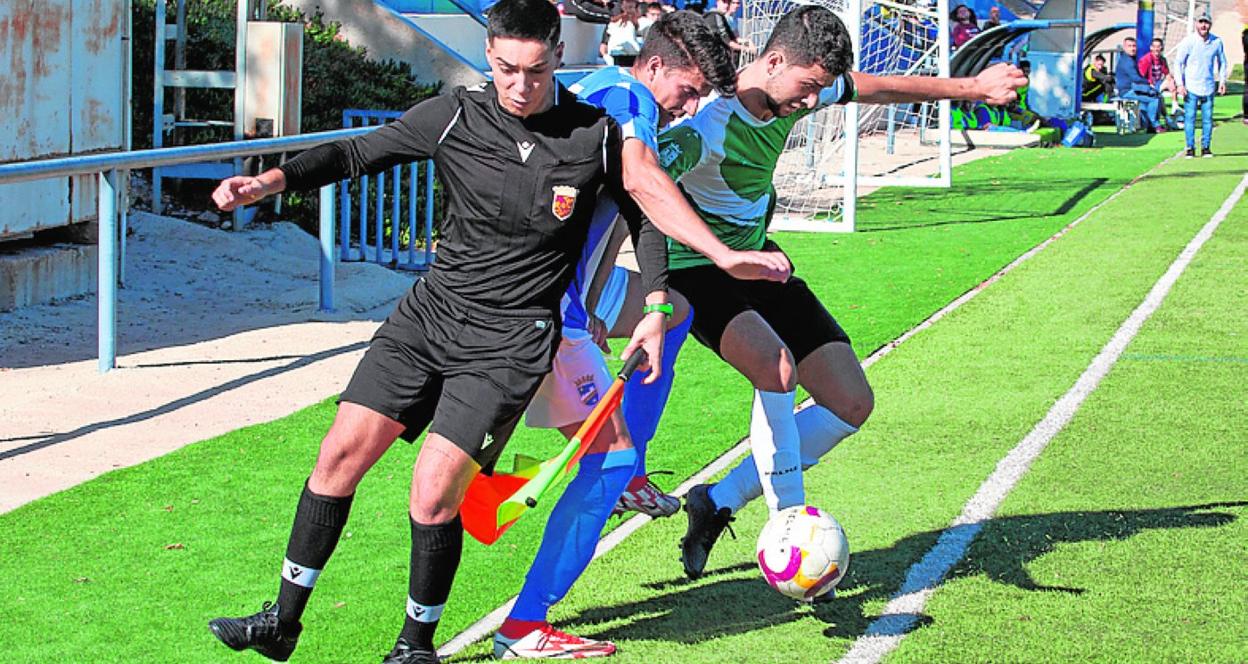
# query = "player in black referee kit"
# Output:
<box><xmin>204</xmin><ymin>0</ymin><xmax>672</xmax><ymax>661</ymax></box>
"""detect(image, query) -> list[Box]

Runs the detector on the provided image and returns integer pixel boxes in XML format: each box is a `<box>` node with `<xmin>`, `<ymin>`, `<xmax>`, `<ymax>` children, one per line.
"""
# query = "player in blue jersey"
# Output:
<box><xmin>494</xmin><ymin>12</ymin><xmax>792</xmax><ymax>659</ymax></box>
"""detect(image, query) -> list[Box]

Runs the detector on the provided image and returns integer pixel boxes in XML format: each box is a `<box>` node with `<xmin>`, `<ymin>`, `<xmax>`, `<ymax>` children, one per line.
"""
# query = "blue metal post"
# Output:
<box><xmin>375</xmin><ymin>169</ymin><xmax>386</xmax><ymax>264</ymax></box>
<box><xmin>99</xmin><ymin>170</ymin><xmax>118</xmax><ymax>373</ymax></box>
<box><xmin>339</xmin><ymin>177</ymin><xmax>351</xmax><ymax>260</ymax></box>
<box><xmin>1136</xmin><ymin>0</ymin><xmax>1154</xmax><ymax>52</ymax></box>
<box><xmin>391</xmin><ymin>164</ymin><xmax>400</xmax><ymax>262</ymax></box>
<box><xmin>319</xmin><ymin>184</ymin><xmax>336</xmax><ymax>312</ymax></box>
<box><xmin>424</xmin><ymin>161</ymin><xmax>436</xmax><ymax>264</ymax></box>
<box><xmin>359</xmin><ymin>173</ymin><xmax>369</xmax><ymax>253</ymax></box>
<box><xmin>886</xmin><ymin>104</ymin><xmax>897</xmax><ymax>154</ymax></box>
<box><xmin>407</xmin><ymin>163</ymin><xmax>418</xmax><ymax>266</ymax></box>
<box><xmin>152</xmin><ymin>0</ymin><xmax>165</xmax><ymax>215</ymax></box>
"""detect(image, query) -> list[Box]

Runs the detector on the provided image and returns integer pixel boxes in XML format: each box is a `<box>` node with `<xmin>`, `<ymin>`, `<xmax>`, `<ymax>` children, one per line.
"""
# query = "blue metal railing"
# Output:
<box><xmin>0</xmin><ymin>126</ymin><xmax>381</xmax><ymax>373</ymax></box>
<box><xmin>340</xmin><ymin>110</ymin><xmax>437</xmax><ymax>273</ymax></box>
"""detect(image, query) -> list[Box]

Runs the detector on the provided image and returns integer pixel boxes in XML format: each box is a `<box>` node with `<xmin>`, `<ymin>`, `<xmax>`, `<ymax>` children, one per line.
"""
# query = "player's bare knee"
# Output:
<box><xmin>844</xmin><ymin>396</ymin><xmax>873</xmax><ymax>429</ymax></box>
<box><xmin>751</xmin><ymin>357</ymin><xmax>797</xmax><ymax>393</ymax></box>
<box><xmin>769</xmin><ymin>348</ymin><xmax>798</xmax><ymax>393</ymax></box>
<box><xmin>409</xmin><ymin>499</ymin><xmax>460</xmax><ymax>526</ymax></box>
<box><xmin>828</xmin><ymin>386</ymin><xmax>874</xmax><ymax>429</ymax></box>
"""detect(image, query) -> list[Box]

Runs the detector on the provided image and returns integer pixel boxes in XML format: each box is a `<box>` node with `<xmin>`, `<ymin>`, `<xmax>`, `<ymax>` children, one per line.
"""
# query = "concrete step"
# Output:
<box><xmin>1</xmin><ymin>244</ymin><xmax>97</xmax><ymax>311</ymax></box>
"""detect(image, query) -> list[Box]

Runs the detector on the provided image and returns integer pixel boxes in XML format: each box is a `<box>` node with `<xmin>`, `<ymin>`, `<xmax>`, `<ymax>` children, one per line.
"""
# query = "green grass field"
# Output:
<box><xmin>2</xmin><ymin>103</ymin><xmax>1245</xmax><ymax>663</ymax></box>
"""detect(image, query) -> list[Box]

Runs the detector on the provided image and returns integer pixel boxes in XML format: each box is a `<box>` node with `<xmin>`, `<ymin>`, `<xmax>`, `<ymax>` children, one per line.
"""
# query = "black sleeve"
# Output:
<box><xmin>603</xmin><ymin>121</ymin><xmax>668</xmax><ymax>296</ymax></box>
<box><xmin>704</xmin><ymin>12</ymin><xmax>735</xmax><ymax>45</ymax></box>
<box><xmin>279</xmin><ymin>92</ymin><xmax>461</xmax><ymax>191</ymax></box>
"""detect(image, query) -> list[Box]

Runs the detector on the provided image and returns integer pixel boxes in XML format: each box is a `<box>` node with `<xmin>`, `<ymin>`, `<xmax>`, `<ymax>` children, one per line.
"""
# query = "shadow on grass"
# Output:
<box><xmin>548</xmin><ymin>502</ymin><xmax>1242</xmax><ymax>648</ymax></box>
<box><xmin>0</xmin><ymin>341</ymin><xmax>366</xmax><ymax>459</ymax></box>
<box><xmin>857</xmin><ymin>177</ymin><xmax>1109</xmax><ymax>232</ymax></box>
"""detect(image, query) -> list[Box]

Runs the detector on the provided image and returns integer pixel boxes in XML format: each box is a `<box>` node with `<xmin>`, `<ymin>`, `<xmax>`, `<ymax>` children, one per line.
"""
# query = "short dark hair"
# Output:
<box><xmin>761</xmin><ymin>6</ymin><xmax>853</xmax><ymax>78</ymax></box>
<box><xmin>1093</xmin><ymin>53</ymin><xmax>1105</xmax><ymax>62</ymax></box>
<box><xmin>1151</xmin><ymin>37</ymin><xmax>1164</xmax><ymax>46</ymax></box>
<box><xmin>1123</xmin><ymin>36</ymin><xmax>1136</xmax><ymax>43</ymax></box>
<box><xmin>487</xmin><ymin>0</ymin><xmax>560</xmax><ymax>49</ymax></box>
<box><xmin>637</xmin><ymin>11</ymin><xmax>737</xmax><ymax>95</ymax></box>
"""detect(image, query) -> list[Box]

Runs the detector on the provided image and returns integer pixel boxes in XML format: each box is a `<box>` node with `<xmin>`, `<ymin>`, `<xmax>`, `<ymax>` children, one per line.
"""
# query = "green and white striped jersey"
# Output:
<box><xmin>658</xmin><ymin>73</ymin><xmax>855</xmax><ymax>269</ymax></box>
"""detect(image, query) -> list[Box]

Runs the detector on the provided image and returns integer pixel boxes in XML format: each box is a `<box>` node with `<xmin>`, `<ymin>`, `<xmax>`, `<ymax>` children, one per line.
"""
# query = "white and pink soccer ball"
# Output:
<box><xmin>756</xmin><ymin>505</ymin><xmax>850</xmax><ymax>601</ymax></box>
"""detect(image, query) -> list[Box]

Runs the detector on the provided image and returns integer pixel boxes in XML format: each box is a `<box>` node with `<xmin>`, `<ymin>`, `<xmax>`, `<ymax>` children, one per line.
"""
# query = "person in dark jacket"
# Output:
<box><xmin>1116</xmin><ymin>37</ymin><xmax>1164</xmax><ymax>132</ymax></box>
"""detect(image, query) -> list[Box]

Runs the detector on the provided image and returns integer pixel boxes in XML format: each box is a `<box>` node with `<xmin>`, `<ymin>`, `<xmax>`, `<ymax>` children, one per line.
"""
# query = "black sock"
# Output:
<box><xmin>274</xmin><ymin>482</ymin><xmax>354</xmax><ymax>627</ymax></box>
<box><xmin>398</xmin><ymin>515</ymin><xmax>463</xmax><ymax>651</ymax></box>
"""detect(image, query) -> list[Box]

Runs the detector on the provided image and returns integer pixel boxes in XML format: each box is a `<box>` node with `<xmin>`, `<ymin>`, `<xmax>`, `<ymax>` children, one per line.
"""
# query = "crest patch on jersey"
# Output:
<box><xmin>574</xmin><ymin>374</ymin><xmax>599</xmax><ymax>406</ymax></box>
<box><xmin>552</xmin><ymin>186</ymin><xmax>578</xmax><ymax>221</ymax></box>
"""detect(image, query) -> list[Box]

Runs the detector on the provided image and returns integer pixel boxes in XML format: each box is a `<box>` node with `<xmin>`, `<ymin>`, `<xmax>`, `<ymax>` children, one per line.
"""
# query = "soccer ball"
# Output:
<box><xmin>756</xmin><ymin>505</ymin><xmax>850</xmax><ymax>601</ymax></box>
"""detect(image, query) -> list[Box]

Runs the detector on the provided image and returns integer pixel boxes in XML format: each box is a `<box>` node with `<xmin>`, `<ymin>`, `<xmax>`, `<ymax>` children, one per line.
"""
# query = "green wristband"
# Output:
<box><xmin>643</xmin><ymin>303</ymin><xmax>674</xmax><ymax>318</ymax></box>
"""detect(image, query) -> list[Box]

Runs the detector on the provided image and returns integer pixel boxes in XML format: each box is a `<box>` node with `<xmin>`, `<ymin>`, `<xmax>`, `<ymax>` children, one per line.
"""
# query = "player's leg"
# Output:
<box><xmin>680</xmin><ymin>310</ymin><xmax>805</xmax><ymax>580</ymax></box>
<box><xmin>386</xmin><ymin>301</ymin><xmax>558</xmax><ymax>663</ymax></box>
<box><xmin>499</xmin><ymin>339</ymin><xmax>633</xmax><ymax>658</ymax></box>
<box><xmin>209</xmin><ymin>337</ymin><xmax>431</xmax><ymax>661</ymax></box>
<box><xmin>385</xmin><ymin>432</ymin><xmax>482</xmax><ymax>664</ymax></box>
<box><xmin>701</xmin><ymin>277</ymin><xmax>872</xmax><ymax>517</ymax></box>
<box><xmin>701</xmin><ymin>342</ymin><xmax>871</xmax><ymax>518</ymax></box>
<box><xmin>605</xmin><ymin>268</ymin><xmax>691</xmax><ymax>517</ymax></box>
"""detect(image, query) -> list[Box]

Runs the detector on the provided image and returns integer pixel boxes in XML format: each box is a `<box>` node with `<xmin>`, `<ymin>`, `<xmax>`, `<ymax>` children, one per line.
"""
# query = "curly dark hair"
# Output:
<box><xmin>761</xmin><ymin>5</ymin><xmax>852</xmax><ymax>78</ymax></box>
<box><xmin>636</xmin><ymin>10</ymin><xmax>738</xmax><ymax>95</ymax></box>
<box><xmin>487</xmin><ymin>0</ymin><xmax>560</xmax><ymax>49</ymax></box>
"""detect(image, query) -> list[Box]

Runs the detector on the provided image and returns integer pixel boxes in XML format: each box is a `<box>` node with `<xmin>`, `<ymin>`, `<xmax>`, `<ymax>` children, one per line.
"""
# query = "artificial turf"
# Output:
<box><xmin>889</xmin><ymin>167</ymin><xmax>1248</xmax><ymax>663</ymax></box>
<box><xmin>482</xmin><ymin>118</ymin><xmax>1248</xmax><ymax>663</ymax></box>
<box><xmin>1</xmin><ymin>106</ymin><xmax>1242</xmax><ymax>662</ymax></box>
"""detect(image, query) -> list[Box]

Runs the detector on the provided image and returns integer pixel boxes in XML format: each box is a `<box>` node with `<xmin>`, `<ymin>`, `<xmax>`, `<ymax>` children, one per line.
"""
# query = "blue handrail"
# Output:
<box><xmin>0</xmin><ymin>126</ymin><xmax>375</xmax><ymax>184</ymax></box>
<box><xmin>0</xmin><ymin>125</ymin><xmax>383</xmax><ymax>373</ymax></box>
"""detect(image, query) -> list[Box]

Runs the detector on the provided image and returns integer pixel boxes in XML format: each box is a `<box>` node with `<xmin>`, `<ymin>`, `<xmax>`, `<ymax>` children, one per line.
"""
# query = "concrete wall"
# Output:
<box><xmin>284</xmin><ymin>0</ymin><xmax>606</xmax><ymax>87</ymax></box>
<box><xmin>0</xmin><ymin>0</ymin><xmax>125</xmax><ymax>240</ymax></box>
<box><xmin>406</xmin><ymin>15</ymin><xmax>606</xmax><ymax>69</ymax></box>
<box><xmin>285</xmin><ymin>0</ymin><xmax>488</xmax><ymax>87</ymax></box>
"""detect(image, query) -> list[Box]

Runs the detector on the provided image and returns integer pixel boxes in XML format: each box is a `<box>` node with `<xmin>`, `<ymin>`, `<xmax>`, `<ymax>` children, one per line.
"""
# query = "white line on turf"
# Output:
<box><xmin>437</xmin><ymin>153</ymin><xmax>1182</xmax><ymax>659</ymax></box>
<box><xmin>837</xmin><ymin>172</ymin><xmax>1248</xmax><ymax>664</ymax></box>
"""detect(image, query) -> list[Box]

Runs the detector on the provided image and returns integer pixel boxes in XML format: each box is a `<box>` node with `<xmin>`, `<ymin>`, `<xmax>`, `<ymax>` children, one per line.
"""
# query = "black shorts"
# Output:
<box><xmin>669</xmin><ymin>255</ymin><xmax>851</xmax><ymax>364</ymax></box>
<box><xmin>340</xmin><ymin>278</ymin><xmax>559</xmax><ymax>471</ymax></box>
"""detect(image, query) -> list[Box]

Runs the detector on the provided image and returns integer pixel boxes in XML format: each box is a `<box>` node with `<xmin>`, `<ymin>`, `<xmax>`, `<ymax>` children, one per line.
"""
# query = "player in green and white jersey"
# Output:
<box><xmin>661</xmin><ymin>4</ymin><xmax>1028</xmax><ymax>580</ymax></box>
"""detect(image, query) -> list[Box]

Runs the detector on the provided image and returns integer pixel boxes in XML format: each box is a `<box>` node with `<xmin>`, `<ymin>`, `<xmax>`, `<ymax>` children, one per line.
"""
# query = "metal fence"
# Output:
<box><xmin>0</xmin><ymin>125</ymin><xmax>380</xmax><ymax>373</ymax></box>
<box><xmin>340</xmin><ymin>110</ymin><xmax>437</xmax><ymax>272</ymax></box>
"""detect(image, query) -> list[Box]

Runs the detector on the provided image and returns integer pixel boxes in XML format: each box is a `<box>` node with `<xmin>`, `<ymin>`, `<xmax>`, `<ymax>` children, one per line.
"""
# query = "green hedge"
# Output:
<box><xmin>131</xmin><ymin>1</ymin><xmax>441</xmax><ymax>236</ymax></box>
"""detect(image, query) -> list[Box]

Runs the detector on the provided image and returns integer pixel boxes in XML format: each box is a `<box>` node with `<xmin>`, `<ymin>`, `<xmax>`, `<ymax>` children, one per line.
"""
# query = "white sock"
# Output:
<box><xmin>710</xmin><ymin>390</ymin><xmax>801</xmax><ymax>513</ymax></box>
<box><xmin>709</xmin><ymin>403</ymin><xmax>858</xmax><ymax>514</ymax></box>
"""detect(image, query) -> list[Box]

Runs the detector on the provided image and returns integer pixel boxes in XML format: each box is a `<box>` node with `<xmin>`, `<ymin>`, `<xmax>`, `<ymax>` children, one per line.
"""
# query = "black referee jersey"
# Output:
<box><xmin>280</xmin><ymin>83</ymin><xmax>668</xmax><ymax>317</ymax></box>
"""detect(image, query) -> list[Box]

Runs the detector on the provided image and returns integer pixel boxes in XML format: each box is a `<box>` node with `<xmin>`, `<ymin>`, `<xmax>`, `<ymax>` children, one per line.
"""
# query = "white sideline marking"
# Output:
<box><xmin>437</xmin><ymin>156</ymin><xmax>1182</xmax><ymax>658</ymax></box>
<box><xmin>837</xmin><ymin>173</ymin><xmax>1248</xmax><ymax>664</ymax></box>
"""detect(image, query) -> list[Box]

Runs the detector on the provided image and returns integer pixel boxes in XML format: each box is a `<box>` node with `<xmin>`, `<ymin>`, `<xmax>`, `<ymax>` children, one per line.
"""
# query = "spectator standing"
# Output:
<box><xmin>1241</xmin><ymin>25</ymin><xmax>1247</xmax><ymax>125</ymax></box>
<box><xmin>951</xmin><ymin>4</ymin><xmax>980</xmax><ymax>48</ymax></box>
<box><xmin>1116</xmin><ymin>37</ymin><xmax>1164</xmax><ymax>132</ymax></box>
<box><xmin>1176</xmin><ymin>14</ymin><xmax>1228</xmax><ymax>157</ymax></box>
<box><xmin>638</xmin><ymin>2</ymin><xmax>664</xmax><ymax>37</ymax></box>
<box><xmin>704</xmin><ymin>0</ymin><xmax>755</xmax><ymax>54</ymax></box>
<box><xmin>601</xmin><ymin>0</ymin><xmax>644</xmax><ymax>66</ymax></box>
<box><xmin>981</xmin><ymin>5</ymin><xmax>1003</xmax><ymax>31</ymax></box>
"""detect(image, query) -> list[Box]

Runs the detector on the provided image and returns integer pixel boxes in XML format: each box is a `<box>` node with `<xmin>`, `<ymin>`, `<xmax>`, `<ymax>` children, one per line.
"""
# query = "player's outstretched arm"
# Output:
<box><xmin>212</xmin><ymin>93</ymin><xmax>460</xmax><ymax>212</ymax></box>
<box><xmin>850</xmin><ymin>62</ymin><xmax>1028</xmax><ymax>106</ymax></box>
<box><xmin>621</xmin><ymin>141</ymin><xmax>791</xmax><ymax>283</ymax></box>
<box><xmin>212</xmin><ymin>169</ymin><xmax>286</xmax><ymax>211</ymax></box>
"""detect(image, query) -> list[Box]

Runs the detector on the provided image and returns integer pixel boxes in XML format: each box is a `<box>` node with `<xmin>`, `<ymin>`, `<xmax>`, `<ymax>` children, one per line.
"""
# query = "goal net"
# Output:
<box><xmin>741</xmin><ymin>0</ymin><xmax>952</xmax><ymax>232</ymax></box>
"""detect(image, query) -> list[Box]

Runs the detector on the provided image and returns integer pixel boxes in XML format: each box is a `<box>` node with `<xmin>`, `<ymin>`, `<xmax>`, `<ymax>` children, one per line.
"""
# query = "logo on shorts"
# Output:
<box><xmin>551</xmin><ymin>186</ymin><xmax>578</xmax><ymax>221</ymax></box>
<box><xmin>574</xmin><ymin>374</ymin><xmax>599</xmax><ymax>406</ymax></box>
<box><xmin>481</xmin><ymin>432</ymin><xmax>496</xmax><ymax>450</ymax></box>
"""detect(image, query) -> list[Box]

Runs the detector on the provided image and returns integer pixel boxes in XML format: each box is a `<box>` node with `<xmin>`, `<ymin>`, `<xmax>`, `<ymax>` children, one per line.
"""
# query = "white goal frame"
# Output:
<box><xmin>742</xmin><ymin>0</ymin><xmax>953</xmax><ymax>233</ymax></box>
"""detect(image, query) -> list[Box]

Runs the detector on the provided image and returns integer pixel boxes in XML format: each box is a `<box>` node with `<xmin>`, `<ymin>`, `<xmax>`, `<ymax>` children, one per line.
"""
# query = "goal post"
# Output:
<box><xmin>741</xmin><ymin>0</ymin><xmax>952</xmax><ymax>233</ymax></box>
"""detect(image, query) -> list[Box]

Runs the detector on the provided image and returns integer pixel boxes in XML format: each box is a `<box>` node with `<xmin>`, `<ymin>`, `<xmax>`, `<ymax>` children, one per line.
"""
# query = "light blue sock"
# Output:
<box><xmin>509</xmin><ymin>448</ymin><xmax>637</xmax><ymax>621</ymax></box>
<box><xmin>622</xmin><ymin>311</ymin><xmax>692</xmax><ymax>477</ymax></box>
